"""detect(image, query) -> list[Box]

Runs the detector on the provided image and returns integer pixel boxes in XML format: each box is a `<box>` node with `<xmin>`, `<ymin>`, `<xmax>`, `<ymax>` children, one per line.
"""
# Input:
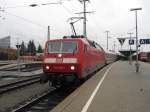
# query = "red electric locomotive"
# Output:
<box><xmin>41</xmin><ymin>36</ymin><xmax>106</xmax><ymax>87</ymax></box>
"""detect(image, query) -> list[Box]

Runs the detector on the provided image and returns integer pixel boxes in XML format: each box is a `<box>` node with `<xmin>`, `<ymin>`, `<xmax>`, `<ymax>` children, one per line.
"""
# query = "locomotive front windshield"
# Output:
<box><xmin>48</xmin><ymin>41</ymin><xmax>77</xmax><ymax>53</ymax></box>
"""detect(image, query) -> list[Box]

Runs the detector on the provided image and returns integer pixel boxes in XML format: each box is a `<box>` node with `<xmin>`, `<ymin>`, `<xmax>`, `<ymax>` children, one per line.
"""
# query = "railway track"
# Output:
<box><xmin>0</xmin><ymin>76</ymin><xmax>41</xmax><ymax>95</ymax></box>
<box><xmin>0</xmin><ymin>63</ymin><xmax>9</xmax><ymax>66</ymax></box>
<box><xmin>0</xmin><ymin>63</ymin><xmax>42</xmax><ymax>72</ymax></box>
<box><xmin>3</xmin><ymin>66</ymin><xmax>41</xmax><ymax>72</ymax></box>
<box><xmin>20</xmin><ymin>67</ymin><xmax>41</xmax><ymax>72</ymax></box>
<box><xmin>11</xmin><ymin>87</ymin><xmax>75</xmax><ymax>112</ymax></box>
<box><xmin>3</xmin><ymin>65</ymin><xmax>106</xmax><ymax>112</ymax></box>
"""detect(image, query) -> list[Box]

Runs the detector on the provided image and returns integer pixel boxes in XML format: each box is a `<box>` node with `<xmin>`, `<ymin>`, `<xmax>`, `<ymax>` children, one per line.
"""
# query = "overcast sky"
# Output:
<box><xmin>0</xmin><ymin>0</ymin><xmax>149</xmax><ymax>52</ymax></box>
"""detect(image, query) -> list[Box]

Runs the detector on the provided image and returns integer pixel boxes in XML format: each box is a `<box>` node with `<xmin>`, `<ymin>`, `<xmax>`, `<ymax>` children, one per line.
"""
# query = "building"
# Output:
<box><xmin>0</xmin><ymin>36</ymin><xmax>11</xmax><ymax>48</ymax></box>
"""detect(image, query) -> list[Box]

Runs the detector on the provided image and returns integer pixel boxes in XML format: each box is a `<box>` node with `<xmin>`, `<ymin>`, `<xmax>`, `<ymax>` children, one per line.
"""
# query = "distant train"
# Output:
<box><xmin>105</xmin><ymin>52</ymin><xmax>118</xmax><ymax>64</ymax></box>
<box><xmin>41</xmin><ymin>36</ymin><xmax>117</xmax><ymax>87</ymax></box>
<box><xmin>19</xmin><ymin>53</ymin><xmax>44</xmax><ymax>61</ymax></box>
<box><xmin>139</xmin><ymin>52</ymin><xmax>150</xmax><ymax>62</ymax></box>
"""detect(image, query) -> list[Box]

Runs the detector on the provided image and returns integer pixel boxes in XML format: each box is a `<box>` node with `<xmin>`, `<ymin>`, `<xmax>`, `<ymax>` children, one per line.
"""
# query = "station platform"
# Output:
<box><xmin>51</xmin><ymin>61</ymin><xmax>150</xmax><ymax>112</ymax></box>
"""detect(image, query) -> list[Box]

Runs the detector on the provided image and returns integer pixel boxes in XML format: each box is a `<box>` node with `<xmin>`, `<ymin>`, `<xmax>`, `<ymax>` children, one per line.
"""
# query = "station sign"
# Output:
<box><xmin>128</xmin><ymin>39</ymin><xmax>150</xmax><ymax>45</ymax></box>
<box><xmin>118</xmin><ymin>38</ymin><xmax>126</xmax><ymax>46</ymax></box>
<box><xmin>129</xmin><ymin>39</ymin><xmax>134</xmax><ymax>45</ymax></box>
<box><xmin>140</xmin><ymin>39</ymin><xmax>150</xmax><ymax>44</ymax></box>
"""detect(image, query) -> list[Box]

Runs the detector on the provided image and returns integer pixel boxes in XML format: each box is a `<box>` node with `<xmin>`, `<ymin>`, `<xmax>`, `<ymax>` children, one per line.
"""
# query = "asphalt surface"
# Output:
<box><xmin>51</xmin><ymin>61</ymin><xmax>150</xmax><ymax>112</ymax></box>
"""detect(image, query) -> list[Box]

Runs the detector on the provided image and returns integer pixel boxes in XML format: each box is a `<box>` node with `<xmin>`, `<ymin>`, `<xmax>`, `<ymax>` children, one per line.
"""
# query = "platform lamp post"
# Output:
<box><xmin>130</xmin><ymin>8</ymin><xmax>142</xmax><ymax>72</ymax></box>
<box><xmin>16</xmin><ymin>43</ymin><xmax>21</xmax><ymax>72</ymax></box>
<box><xmin>128</xmin><ymin>32</ymin><xmax>133</xmax><ymax>65</ymax></box>
<box><xmin>105</xmin><ymin>30</ymin><xmax>110</xmax><ymax>51</ymax></box>
<box><xmin>47</xmin><ymin>25</ymin><xmax>50</xmax><ymax>40</ymax></box>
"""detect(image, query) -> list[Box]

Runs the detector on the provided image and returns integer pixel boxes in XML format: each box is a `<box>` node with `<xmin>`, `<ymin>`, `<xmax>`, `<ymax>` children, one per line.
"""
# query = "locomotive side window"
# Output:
<box><xmin>85</xmin><ymin>45</ymin><xmax>90</xmax><ymax>53</ymax></box>
<box><xmin>48</xmin><ymin>41</ymin><xmax>77</xmax><ymax>53</ymax></box>
<box><xmin>84</xmin><ymin>45</ymin><xmax>87</xmax><ymax>52</ymax></box>
<box><xmin>95</xmin><ymin>44</ymin><xmax>103</xmax><ymax>51</ymax></box>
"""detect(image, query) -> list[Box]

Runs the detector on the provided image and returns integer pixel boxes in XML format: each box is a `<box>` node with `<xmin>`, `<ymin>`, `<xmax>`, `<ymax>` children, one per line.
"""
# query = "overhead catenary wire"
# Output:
<box><xmin>0</xmin><ymin>10</ymin><xmax>48</xmax><ymax>44</ymax></box>
<box><xmin>87</xmin><ymin>0</ymin><xmax>136</xmax><ymax>40</ymax></box>
<box><xmin>0</xmin><ymin>1</ymin><xmax>79</xmax><ymax>28</ymax></box>
<box><xmin>0</xmin><ymin>1</ymin><xmax>62</xmax><ymax>9</ymax></box>
<box><xmin>117</xmin><ymin>27</ymin><xmax>136</xmax><ymax>38</ymax></box>
<box><xmin>0</xmin><ymin>5</ymin><xmax>31</xmax><ymax>9</ymax></box>
<box><xmin>0</xmin><ymin>2</ymin><xmax>75</xmax><ymax>39</ymax></box>
<box><xmin>0</xmin><ymin>0</ymin><xmax>93</xmax><ymax>38</ymax></box>
<box><xmin>1</xmin><ymin>11</ymin><xmax>47</xmax><ymax>29</ymax></box>
<box><xmin>60</xmin><ymin>3</ymin><xmax>74</xmax><ymax>16</ymax></box>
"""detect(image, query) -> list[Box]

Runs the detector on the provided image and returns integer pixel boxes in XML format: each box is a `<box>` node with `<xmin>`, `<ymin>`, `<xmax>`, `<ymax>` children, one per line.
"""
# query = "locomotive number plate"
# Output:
<box><xmin>56</xmin><ymin>58</ymin><xmax>63</xmax><ymax>63</ymax></box>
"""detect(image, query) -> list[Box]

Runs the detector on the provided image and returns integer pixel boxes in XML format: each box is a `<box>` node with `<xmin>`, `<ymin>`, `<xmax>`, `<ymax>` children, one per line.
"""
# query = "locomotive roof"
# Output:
<box><xmin>47</xmin><ymin>37</ymin><xmax>89</xmax><ymax>44</ymax></box>
<box><xmin>47</xmin><ymin>36</ymin><xmax>104</xmax><ymax>50</ymax></box>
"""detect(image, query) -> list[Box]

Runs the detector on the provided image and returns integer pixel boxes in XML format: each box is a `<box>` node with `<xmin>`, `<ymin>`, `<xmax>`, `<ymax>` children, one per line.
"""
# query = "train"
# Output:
<box><xmin>139</xmin><ymin>52</ymin><xmax>150</xmax><ymax>62</ymax></box>
<box><xmin>41</xmin><ymin>36</ymin><xmax>117</xmax><ymax>87</ymax></box>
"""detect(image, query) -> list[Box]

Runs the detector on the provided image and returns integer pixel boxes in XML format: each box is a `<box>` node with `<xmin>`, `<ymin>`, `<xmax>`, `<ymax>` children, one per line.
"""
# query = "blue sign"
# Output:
<box><xmin>140</xmin><ymin>39</ymin><xmax>150</xmax><ymax>44</ymax></box>
<box><xmin>140</xmin><ymin>39</ymin><xmax>146</xmax><ymax>44</ymax></box>
<box><xmin>129</xmin><ymin>39</ymin><xmax>134</xmax><ymax>45</ymax></box>
<box><xmin>128</xmin><ymin>38</ymin><xmax>150</xmax><ymax>45</ymax></box>
<box><xmin>146</xmin><ymin>39</ymin><xmax>150</xmax><ymax>44</ymax></box>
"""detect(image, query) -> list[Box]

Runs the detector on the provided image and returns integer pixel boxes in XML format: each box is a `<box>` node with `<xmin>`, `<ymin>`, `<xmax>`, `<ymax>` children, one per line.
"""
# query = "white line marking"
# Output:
<box><xmin>81</xmin><ymin>64</ymin><xmax>114</xmax><ymax>112</ymax></box>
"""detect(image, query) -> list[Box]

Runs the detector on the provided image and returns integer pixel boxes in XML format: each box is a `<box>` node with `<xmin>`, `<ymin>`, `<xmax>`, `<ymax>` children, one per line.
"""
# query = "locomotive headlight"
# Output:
<box><xmin>70</xmin><ymin>66</ymin><xmax>75</xmax><ymax>70</ymax></box>
<box><xmin>58</xmin><ymin>54</ymin><xmax>62</xmax><ymax>57</ymax></box>
<box><xmin>45</xmin><ymin>65</ymin><xmax>50</xmax><ymax>70</ymax></box>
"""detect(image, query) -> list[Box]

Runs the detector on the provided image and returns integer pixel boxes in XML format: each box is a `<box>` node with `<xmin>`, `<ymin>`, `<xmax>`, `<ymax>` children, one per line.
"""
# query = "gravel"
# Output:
<box><xmin>0</xmin><ymin>82</ymin><xmax>50</xmax><ymax>112</ymax></box>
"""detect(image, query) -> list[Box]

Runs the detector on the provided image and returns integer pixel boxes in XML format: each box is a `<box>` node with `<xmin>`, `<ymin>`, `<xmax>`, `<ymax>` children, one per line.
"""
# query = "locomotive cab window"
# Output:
<box><xmin>48</xmin><ymin>41</ymin><xmax>77</xmax><ymax>53</ymax></box>
<box><xmin>48</xmin><ymin>41</ymin><xmax>61</xmax><ymax>53</ymax></box>
<box><xmin>62</xmin><ymin>42</ymin><xmax>77</xmax><ymax>53</ymax></box>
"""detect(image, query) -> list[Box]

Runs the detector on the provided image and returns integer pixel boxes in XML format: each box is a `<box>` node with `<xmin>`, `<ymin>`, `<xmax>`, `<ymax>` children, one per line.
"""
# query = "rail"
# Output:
<box><xmin>0</xmin><ymin>76</ymin><xmax>40</xmax><ymax>95</ymax></box>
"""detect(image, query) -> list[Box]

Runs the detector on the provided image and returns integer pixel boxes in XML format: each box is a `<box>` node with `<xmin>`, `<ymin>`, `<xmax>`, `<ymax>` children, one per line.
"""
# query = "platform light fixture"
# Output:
<box><xmin>29</xmin><ymin>2</ymin><xmax>61</xmax><ymax>7</ymax></box>
<box><xmin>105</xmin><ymin>30</ymin><xmax>110</xmax><ymax>50</ymax></box>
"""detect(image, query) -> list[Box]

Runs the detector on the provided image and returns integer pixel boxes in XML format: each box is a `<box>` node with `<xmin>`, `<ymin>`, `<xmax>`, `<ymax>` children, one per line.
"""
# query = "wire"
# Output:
<box><xmin>117</xmin><ymin>27</ymin><xmax>136</xmax><ymax>38</ymax></box>
<box><xmin>127</xmin><ymin>27</ymin><xmax>136</xmax><ymax>33</ymax></box>
<box><xmin>2</xmin><ymin>11</ymin><xmax>47</xmax><ymax>29</ymax></box>
<box><xmin>60</xmin><ymin>3</ymin><xmax>74</xmax><ymax>16</ymax></box>
<box><xmin>0</xmin><ymin>1</ymin><xmax>63</xmax><ymax>9</ymax></box>
<box><xmin>0</xmin><ymin>5</ymin><xmax>30</xmax><ymax>9</ymax></box>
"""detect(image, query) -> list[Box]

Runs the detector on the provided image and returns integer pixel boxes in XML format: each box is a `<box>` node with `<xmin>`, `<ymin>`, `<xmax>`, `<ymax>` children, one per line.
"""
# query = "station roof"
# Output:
<box><xmin>119</xmin><ymin>50</ymin><xmax>136</xmax><ymax>57</ymax></box>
